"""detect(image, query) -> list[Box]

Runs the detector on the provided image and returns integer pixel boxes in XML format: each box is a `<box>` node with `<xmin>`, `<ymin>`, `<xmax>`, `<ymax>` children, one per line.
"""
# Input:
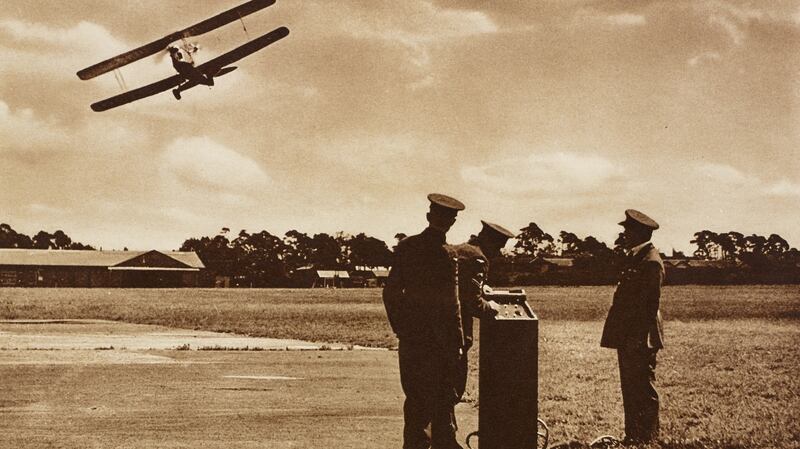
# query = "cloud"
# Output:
<box><xmin>699</xmin><ymin>162</ymin><xmax>754</xmax><ymax>185</ymax></box>
<box><xmin>317</xmin><ymin>133</ymin><xmax>448</xmax><ymax>186</ymax></box>
<box><xmin>1</xmin><ymin>19</ymin><xmax>124</xmax><ymax>74</ymax></box>
<box><xmin>693</xmin><ymin>2</ymin><xmax>793</xmax><ymax>47</ymax></box>
<box><xmin>461</xmin><ymin>151</ymin><xmax>624</xmax><ymax>195</ymax></box>
<box><xmin>708</xmin><ymin>14</ymin><xmax>745</xmax><ymax>46</ymax></box>
<box><xmin>572</xmin><ymin>9</ymin><xmax>646</xmax><ymax>28</ymax></box>
<box><xmin>160</xmin><ymin>136</ymin><xmax>270</xmax><ymax>195</ymax></box>
<box><xmin>766</xmin><ymin>179</ymin><xmax>800</xmax><ymax>197</ymax></box>
<box><xmin>605</xmin><ymin>13</ymin><xmax>646</xmax><ymax>27</ymax></box>
<box><xmin>0</xmin><ymin>19</ymin><xmax>121</xmax><ymax>50</ymax></box>
<box><xmin>0</xmin><ymin>98</ymin><xmax>147</xmax><ymax>158</ymax></box>
<box><xmin>0</xmin><ymin>19</ymin><xmax>174</xmax><ymax>90</ymax></box>
<box><xmin>688</xmin><ymin>51</ymin><xmax>722</xmax><ymax>66</ymax></box>
<box><xmin>28</xmin><ymin>203</ymin><xmax>64</xmax><ymax>215</ymax></box>
<box><xmin>408</xmin><ymin>74</ymin><xmax>436</xmax><ymax>90</ymax></box>
<box><xmin>696</xmin><ymin>162</ymin><xmax>800</xmax><ymax>198</ymax></box>
<box><xmin>342</xmin><ymin>1</ymin><xmax>497</xmax><ymax>45</ymax></box>
<box><xmin>0</xmin><ymin>100</ymin><xmax>64</xmax><ymax>150</ymax></box>
<box><xmin>296</xmin><ymin>0</ymin><xmax>497</xmax><ymax>89</ymax></box>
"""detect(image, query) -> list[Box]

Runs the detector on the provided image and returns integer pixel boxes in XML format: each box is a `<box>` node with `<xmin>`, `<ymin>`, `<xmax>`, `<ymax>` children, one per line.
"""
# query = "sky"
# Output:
<box><xmin>1</xmin><ymin>0</ymin><xmax>799</xmax><ymax>253</ymax></box>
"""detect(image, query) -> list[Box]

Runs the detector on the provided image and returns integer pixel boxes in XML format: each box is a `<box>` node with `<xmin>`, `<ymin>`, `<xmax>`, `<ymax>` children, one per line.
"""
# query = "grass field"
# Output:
<box><xmin>0</xmin><ymin>285</ymin><xmax>798</xmax><ymax>448</ymax></box>
<box><xmin>2</xmin><ymin>285</ymin><xmax>798</xmax><ymax>348</ymax></box>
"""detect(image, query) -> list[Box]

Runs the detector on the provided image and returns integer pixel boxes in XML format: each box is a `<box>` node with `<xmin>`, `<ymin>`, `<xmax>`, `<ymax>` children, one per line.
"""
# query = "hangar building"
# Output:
<box><xmin>0</xmin><ymin>249</ymin><xmax>204</xmax><ymax>288</ymax></box>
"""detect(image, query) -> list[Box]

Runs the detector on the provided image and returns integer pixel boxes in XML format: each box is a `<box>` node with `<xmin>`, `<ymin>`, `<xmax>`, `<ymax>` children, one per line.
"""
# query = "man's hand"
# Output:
<box><xmin>487</xmin><ymin>300</ymin><xmax>501</xmax><ymax>315</ymax></box>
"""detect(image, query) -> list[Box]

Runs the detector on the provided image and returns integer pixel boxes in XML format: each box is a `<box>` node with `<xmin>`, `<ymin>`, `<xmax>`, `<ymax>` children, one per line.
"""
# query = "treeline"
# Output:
<box><xmin>689</xmin><ymin>230</ymin><xmax>800</xmax><ymax>266</ymax></box>
<box><xmin>0</xmin><ymin>223</ymin><xmax>94</xmax><ymax>250</ymax></box>
<box><xmin>490</xmin><ymin>223</ymin><xmax>800</xmax><ymax>285</ymax></box>
<box><xmin>179</xmin><ymin>228</ymin><xmax>393</xmax><ymax>287</ymax></box>
<box><xmin>3</xmin><ymin>221</ymin><xmax>799</xmax><ymax>285</ymax></box>
<box><xmin>494</xmin><ymin>222</ymin><xmax>626</xmax><ymax>285</ymax></box>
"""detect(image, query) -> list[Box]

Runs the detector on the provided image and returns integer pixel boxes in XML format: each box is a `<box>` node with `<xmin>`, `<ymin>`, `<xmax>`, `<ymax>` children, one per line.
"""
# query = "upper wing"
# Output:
<box><xmin>77</xmin><ymin>0</ymin><xmax>276</xmax><ymax>80</ymax></box>
<box><xmin>198</xmin><ymin>26</ymin><xmax>289</xmax><ymax>75</ymax></box>
<box><xmin>90</xmin><ymin>75</ymin><xmax>183</xmax><ymax>112</ymax></box>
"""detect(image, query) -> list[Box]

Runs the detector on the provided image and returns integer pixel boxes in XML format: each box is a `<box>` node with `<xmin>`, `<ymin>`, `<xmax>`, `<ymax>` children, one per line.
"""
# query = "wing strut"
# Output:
<box><xmin>238</xmin><ymin>12</ymin><xmax>250</xmax><ymax>39</ymax></box>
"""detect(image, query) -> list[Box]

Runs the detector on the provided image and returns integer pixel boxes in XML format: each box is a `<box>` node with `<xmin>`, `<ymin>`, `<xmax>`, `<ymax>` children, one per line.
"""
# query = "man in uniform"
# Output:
<box><xmin>601</xmin><ymin>209</ymin><xmax>665</xmax><ymax>444</ymax></box>
<box><xmin>383</xmin><ymin>193</ymin><xmax>469</xmax><ymax>449</ymax></box>
<box><xmin>446</xmin><ymin>221</ymin><xmax>515</xmax><ymax>400</ymax></box>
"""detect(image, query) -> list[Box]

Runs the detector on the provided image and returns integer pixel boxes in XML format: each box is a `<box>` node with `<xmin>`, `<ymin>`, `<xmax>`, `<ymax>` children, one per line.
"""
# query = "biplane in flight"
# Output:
<box><xmin>77</xmin><ymin>0</ymin><xmax>289</xmax><ymax>112</ymax></box>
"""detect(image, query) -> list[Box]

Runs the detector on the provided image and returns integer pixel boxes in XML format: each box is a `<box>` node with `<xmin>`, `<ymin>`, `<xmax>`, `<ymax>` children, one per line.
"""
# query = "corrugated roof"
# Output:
<box><xmin>0</xmin><ymin>249</ymin><xmax>204</xmax><ymax>269</ymax></box>
<box><xmin>316</xmin><ymin>270</ymin><xmax>350</xmax><ymax>278</ymax></box>
<box><xmin>164</xmin><ymin>251</ymin><xmax>204</xmax><ymax>268</ymax></box>
<box><xmin>686</xmin><ymin>259</ymin><xmax>734</xmax><ymax>269</ymax></box>
<box><xmin>107</xmin><ymin>266</ymin><xmax>200</xmax><ymax>272</ymax></box>
<box><xmin>541</xmin><ymin>257</ymin><xmax>574</xmax><ymax>267</ymax></box>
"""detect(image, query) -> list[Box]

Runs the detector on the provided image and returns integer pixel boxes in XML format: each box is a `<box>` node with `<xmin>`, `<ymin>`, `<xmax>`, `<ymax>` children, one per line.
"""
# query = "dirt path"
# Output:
<box><xmin>0</xmin><ymin>319</ymin><xmax>381</xmax><ymax>353</ymax></box>
<box><xmin>0</xmin><ymin>319</ymin><xmax>475</xmax><ymax>448</ymax></box>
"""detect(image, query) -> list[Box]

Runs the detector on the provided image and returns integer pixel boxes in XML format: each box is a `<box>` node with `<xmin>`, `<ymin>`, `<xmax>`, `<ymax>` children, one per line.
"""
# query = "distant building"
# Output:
<box><xmin>663</xmin><ymin>259</ymin><xmax>691</xmax><ymax>269</ymax></box>
<box><xmin>349</xmin><ymin>266</ymin><xmax>390</xmax><ymax>288</ymax></box>
<box><xmin>0</xmin><ymin>249</ymin><xmax>204</xmax><ymax>287</ymax></box>
<box><xmin>526</xmin><ymin>257</ymin><xmax>575</xmax><ymax>274</ymax></box>
<box><xmin>293</xmin><ymin>266</ymin><xmax>351</xmax><ymax>288</ymax></box>
<box><xmin>372</xmin><ymin>267</ymin><xmax>390</xmax><ymax>287</ymax></box>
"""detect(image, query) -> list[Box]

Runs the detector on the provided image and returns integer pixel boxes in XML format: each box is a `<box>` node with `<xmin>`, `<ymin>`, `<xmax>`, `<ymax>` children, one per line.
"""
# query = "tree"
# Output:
<box><xmin>233</xmin><ymin>230</ymin><xmax>288</xmax><ymax>287</ymax></box>
<box><xmin>715</xmin><ymin>232</ymin><xmax>744</xmax><ymax>261</ymax></box>
<box><xmin>558</xmin><ymin>231</ymin><xmax>581</xmax><ymax>257</ymax></box>
<box><xmin>181</xmin><ymin>234</ymin><xmax>237</xmax><ymax>277</ymax></box>
<box><xmin>52</xmin><ymin>230</ymin><xmax>73</xmax><ymax>249</ymax></box>
<box><xmin>1</xmin><ymin>226</ymin><xmax>91</xmax><ymax>250</ymax></box>
<box><xmin>335</xmin><ymin>232</ymin><xmax>352</xmax><ymax>266</ymax></box>
<box><xmin>578</xmin><ymin>236</ymin><xmax>612</xmax><ymax>258</ymax></box>
<box><xmin>309</xmin><ymin>233</ymin><xmax>344</xmax><ymax>268</ymax></box>
<box><xmin>32</xmin><ymin>231</ymin><xmax>54</xmax><ymax>249</ymax></box>
<box><xmin>690</xmin><ymin>230</ymin><xmax>720</xmax><ymax>259</ymax></box>
<box><xmin>283</xmin><ymin>230</ymin><xmax>314</xmax><ymax>272</ymax></box>
<box><xmin>514</xmin><ymin>222</ymin><xmax>555</xmax><ymax>257</ymax></box>
<box><xmin>783</xmin><ymin>248</ymin><xmax>800</xmax><ymax>265</ymax></box>
<box><xmin>571</xmin><ymin>235</ymin><xmax>616</xmax><ymax>273</ymax></box>
<box><xmin>0</xmin><ymin>223</ymin><xmax>32</xmax><ymax>248</ymax></box>
<box><xmin>346</xmin><ymin>233</ymin><xmax>392</xmax><ymax>268</ymax></box>
<box><xmin>765</xmin><ymin>234</ymin><xmax>790</xmax><ymax>256</ymax></box>
<box><xmin>743</xmin><ymin>234</ymin><xmax>767</xmax><ymax>254</ymax></box>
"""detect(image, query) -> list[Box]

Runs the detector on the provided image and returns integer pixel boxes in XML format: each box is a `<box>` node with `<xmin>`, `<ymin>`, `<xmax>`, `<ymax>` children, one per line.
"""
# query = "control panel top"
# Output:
<box><xmin>483</xmin><ymin>288</ymin><xmax>536</xmax><ymax>320</ymax></box>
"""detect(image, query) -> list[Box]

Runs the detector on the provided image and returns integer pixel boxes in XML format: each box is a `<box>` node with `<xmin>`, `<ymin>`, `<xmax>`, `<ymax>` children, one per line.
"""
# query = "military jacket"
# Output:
<box><xmin>446</xmin><ymin>242</ymin><xmax>499</xmax><ymax>350</ymax></box>
<box><xmin>382</xmin><ymin>228</ymin><xmax>463</xmax><ymax>351</ymax></box>
<box><xmin>601</xmin><ymin>243</ymin><xmax>665</xmax><ymax>350</ymax></box>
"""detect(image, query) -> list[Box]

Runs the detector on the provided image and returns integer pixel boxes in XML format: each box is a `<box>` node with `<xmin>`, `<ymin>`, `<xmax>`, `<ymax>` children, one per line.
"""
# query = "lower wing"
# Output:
<box><xmin>91</xmin><ymin>75</ymin><xmax>183</xmax><ymax>112</ymax></box>
<box><xmin>198</xmin><ymin>26</ymin><xmax>289</xmax><ymax>75</ymax></box>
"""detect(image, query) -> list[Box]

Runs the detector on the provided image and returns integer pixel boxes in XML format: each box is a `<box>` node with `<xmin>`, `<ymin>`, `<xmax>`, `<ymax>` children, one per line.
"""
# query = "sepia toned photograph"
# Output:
<box><xmin>1</xmin><ymin>1</ymin><xmax>798</xmax><ymax>448</ymax></box>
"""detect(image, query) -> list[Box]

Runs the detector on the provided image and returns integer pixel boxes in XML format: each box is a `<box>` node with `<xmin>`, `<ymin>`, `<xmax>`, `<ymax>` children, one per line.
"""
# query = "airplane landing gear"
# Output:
<box><xmin>172</xmin><ymin>89</ymin><xmax>181</xmax><ymax>100</ymax></box>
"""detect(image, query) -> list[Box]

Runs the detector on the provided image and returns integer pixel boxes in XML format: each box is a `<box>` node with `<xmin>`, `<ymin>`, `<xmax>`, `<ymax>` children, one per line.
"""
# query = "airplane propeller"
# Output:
<box><xmin>161</xmin><ymin>41</ymin><xmax>201</xmax><ymax>64</ymax></box>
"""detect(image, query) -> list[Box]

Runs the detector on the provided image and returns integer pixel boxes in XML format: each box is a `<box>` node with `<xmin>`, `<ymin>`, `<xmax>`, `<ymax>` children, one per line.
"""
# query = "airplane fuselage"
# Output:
<box><xmin>170</xmin><ymin>55</ymin><xmax>214</xmax><ymax>86</ymax></box>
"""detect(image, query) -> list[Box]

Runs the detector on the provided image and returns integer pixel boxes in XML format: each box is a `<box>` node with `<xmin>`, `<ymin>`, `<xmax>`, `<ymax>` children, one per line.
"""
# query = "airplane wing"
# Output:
<box><xmin>197</xmin><ymin>26</ymin><xmax>289</xmax><ymax>75</ymax></box>
<box><xmin>77</xmin><ymin>0</ymin><xmax>276</xmax><ymax>80</ymax></box>
<box><xmin>90</xmin><ymin>75</ymin><xmax>183</xmax><ymax>112</ymax></box>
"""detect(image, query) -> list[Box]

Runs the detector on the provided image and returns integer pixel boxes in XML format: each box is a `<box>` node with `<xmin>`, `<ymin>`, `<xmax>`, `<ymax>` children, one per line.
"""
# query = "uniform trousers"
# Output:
<box><xmin>617</xmin><ymin>347</ymin><xmax>660</xmax><ymax>442</ymax></box>
<box><xmin>399</xmin><ymin>339</ymin><xmax>463</xmax><ymax>449</ymax></box>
